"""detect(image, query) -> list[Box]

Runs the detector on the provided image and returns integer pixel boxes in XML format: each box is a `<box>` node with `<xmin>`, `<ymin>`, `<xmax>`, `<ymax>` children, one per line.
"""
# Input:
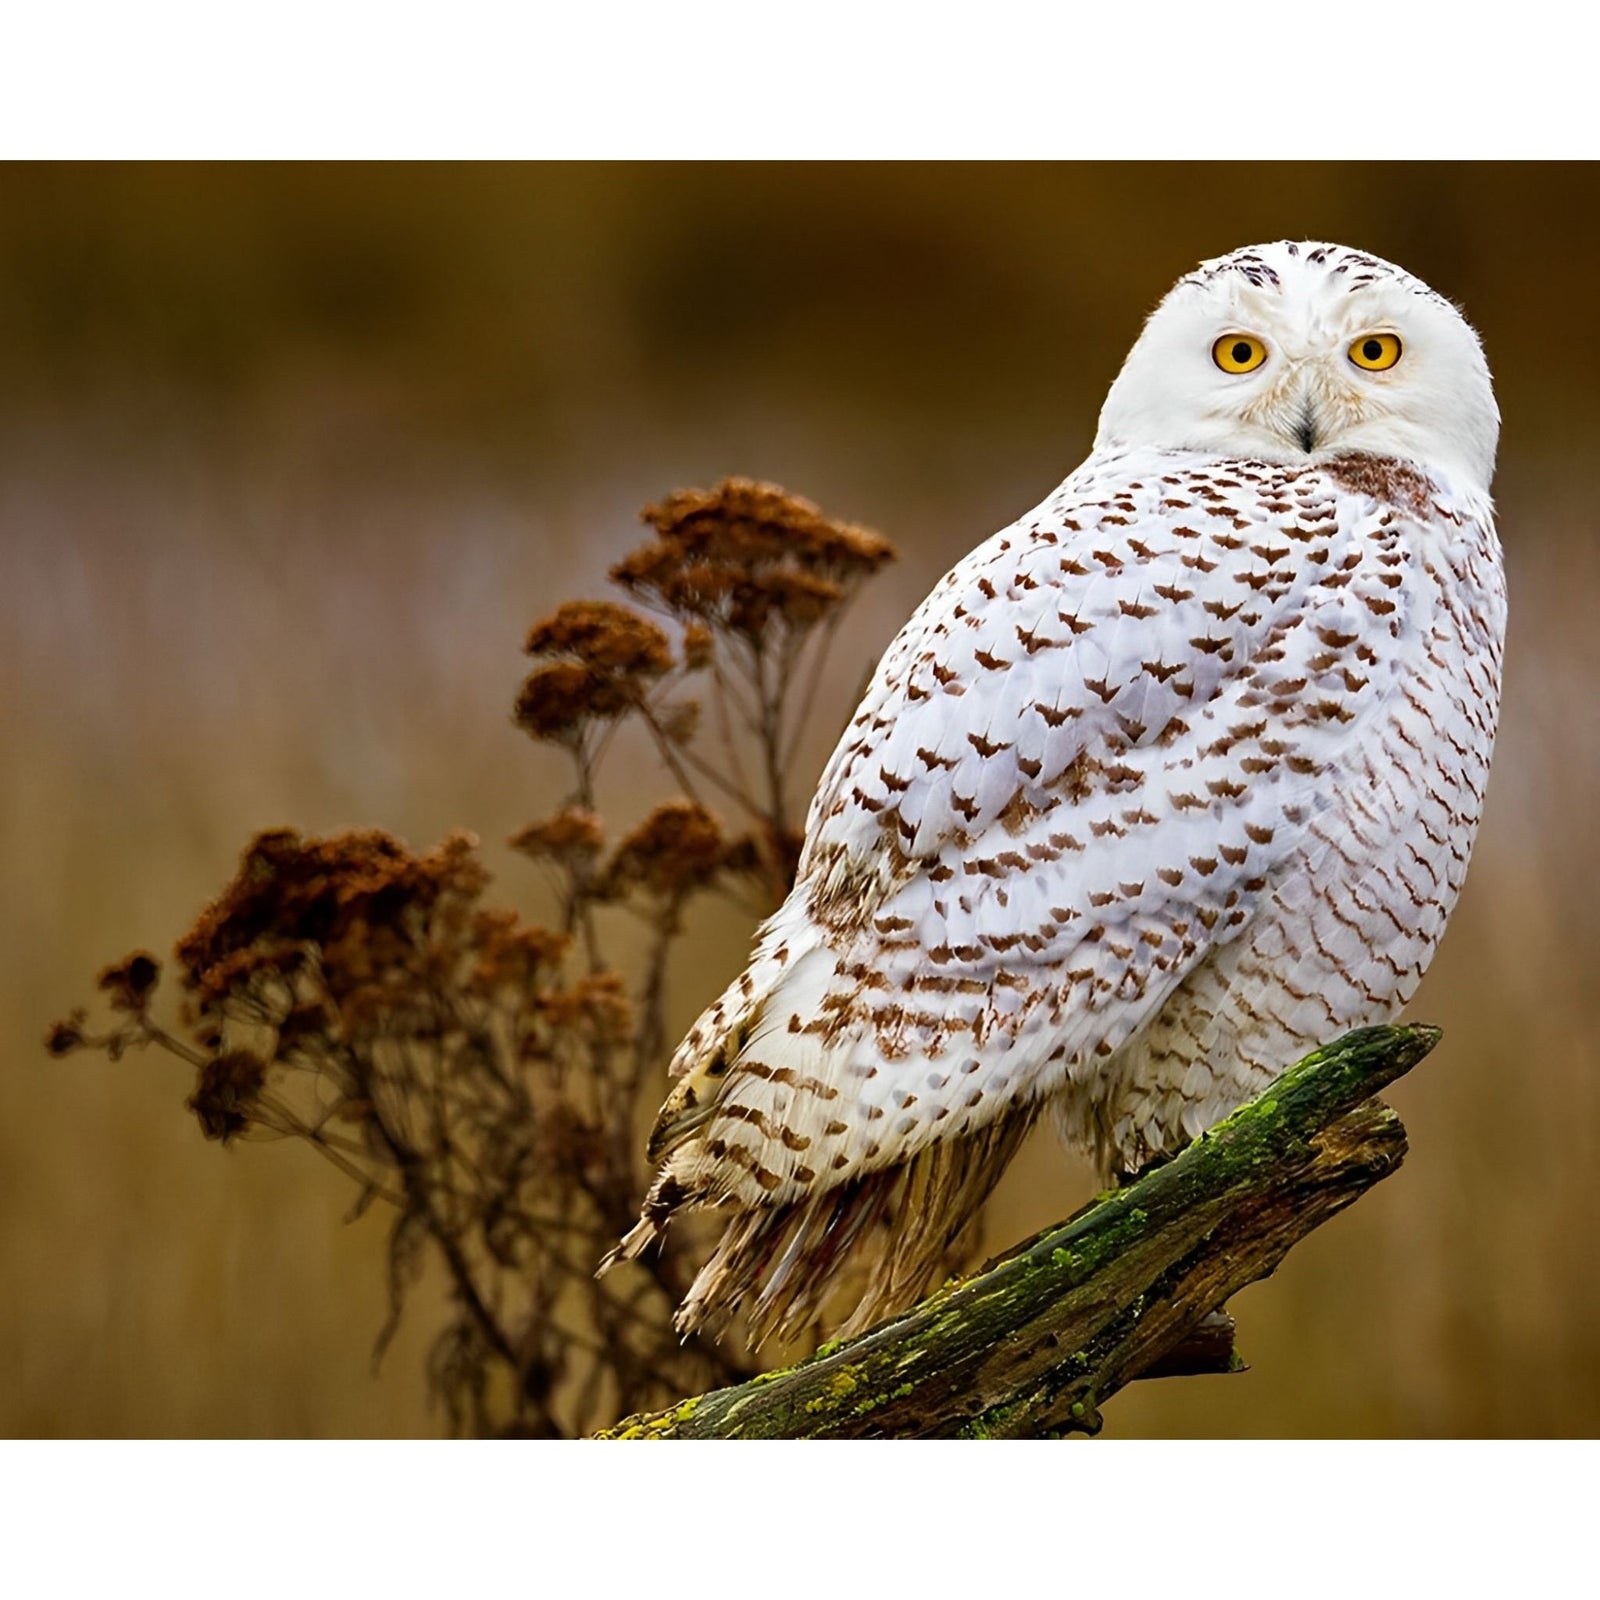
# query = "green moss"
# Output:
<box><xmin>600</xmin><ymin>1389</ymin><xmax>706</xmax><ymax>1438</ymax></box>
<box><xmin>797</xmin><ymin>1367</ymin><xmax>862</xmax><ymax>1416</ymax></box>
<box><xmin>666</xmin><ymin>1396</ymin><xmax>701</xmax><ymax>1425</ymax></box>
<box><xmin>598</xmin><ymin>1026</ymin><xmax>1433</xmax><ymax>1440</ymax></box>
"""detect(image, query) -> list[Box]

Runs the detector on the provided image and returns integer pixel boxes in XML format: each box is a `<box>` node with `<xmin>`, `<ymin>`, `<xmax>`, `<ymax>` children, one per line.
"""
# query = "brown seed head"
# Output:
<box><xmin>513</xmin><ymin>661</ymin><xmax>642</xmax><ymax>744</ymax></box>
<box><xmin>96</xmin><ymin>951</ymin><xmax>161</xmax><ymax>1013</ymax></box>
<box><xmin>524</xmin><ymin>600</ymin><xmax>673</xmax><ymax>678</ymax></box>
<box><xmin>187</xmin><ymin>1049</ymin><xmax>268</xmax><ymax>1142</ymax></box>
<box><xmin>176</xmin><ymin>828</ymin><xmax>486</xmax><ymax>1006</ymax></box>
<box><xmin>601</xmin><ymin>800</ymin><xmax>726</xmax><ymax>901</ymax></box>
<box><xmin>467</xmin><ymin>910</ymin><xmax>572</xmax><ymax>997</ymax></box>
<box><xmin>44</xmin><ymin>1011</ymin><xmax>88</xmax><ymax>1057</ymax></box>
<box><xmin>613</xmin><ymin>478</ymin><xmax>894</xmax><ymax>644</ymax></box>
<box><xmin>537</xmin><ymin>969</ymin><xmax>634</xmax><ymax>1043</ymax></box>
<box><xmin>508</xmin><ymin>807</ymin><xmax>605</xmax><ymax>865</ymax></box>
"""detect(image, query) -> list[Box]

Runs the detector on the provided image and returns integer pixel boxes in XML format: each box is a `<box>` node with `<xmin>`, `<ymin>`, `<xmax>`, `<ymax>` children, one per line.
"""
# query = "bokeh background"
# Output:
<box><xmin>3</xmin><ymin>162</ymin><xmax>1596</xmax><ymax>1437</ymax></box>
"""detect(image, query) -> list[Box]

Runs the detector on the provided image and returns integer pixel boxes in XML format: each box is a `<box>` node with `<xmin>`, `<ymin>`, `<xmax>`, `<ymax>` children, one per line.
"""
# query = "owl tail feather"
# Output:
<box><xmin>674</xmin><ymin>1104</ymin><xmax>1039</xmax><ymax>1350</ymax></box>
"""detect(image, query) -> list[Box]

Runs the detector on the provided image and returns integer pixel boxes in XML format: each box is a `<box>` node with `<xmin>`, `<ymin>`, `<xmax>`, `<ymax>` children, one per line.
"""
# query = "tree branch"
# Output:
<box><xmin>597</xmin><ymin>1023</ymin><xmax>1437</xmax><ymax>1439</ymax></box>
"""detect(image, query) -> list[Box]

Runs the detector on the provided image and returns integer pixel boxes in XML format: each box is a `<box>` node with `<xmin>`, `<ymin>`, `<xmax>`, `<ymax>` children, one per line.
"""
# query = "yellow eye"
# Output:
<box><xmin>1349</xmin><ymin>332</ymin><xmax>1403</xmax><ymax>371</ymax></box>
<box><xmin>1212</xmin><ymin>334</ymin><xmax>1268</xmax><ymax>374</ymax></box>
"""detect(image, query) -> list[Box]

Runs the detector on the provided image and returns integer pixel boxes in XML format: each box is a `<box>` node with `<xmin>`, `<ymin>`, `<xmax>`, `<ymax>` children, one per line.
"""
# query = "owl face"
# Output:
<box><xmin>1095</xmin><ymin>242</ymin><xmax>1499</xmax><ymax>494</ymax></box>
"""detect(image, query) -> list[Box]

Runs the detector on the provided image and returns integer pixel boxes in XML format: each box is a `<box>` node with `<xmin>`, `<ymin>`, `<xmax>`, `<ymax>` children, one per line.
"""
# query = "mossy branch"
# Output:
<box><xmin>598</xmin><ymin>1023</ymin><xmax>1437</xmax><ymax>1439</ymax></box>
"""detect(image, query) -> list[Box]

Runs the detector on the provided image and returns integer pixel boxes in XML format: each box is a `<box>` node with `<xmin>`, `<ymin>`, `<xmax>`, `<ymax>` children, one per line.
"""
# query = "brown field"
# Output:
<box><xmin>3</xmin><ymin>162</ymin><xmax>1597</xmax><ymax>1437</ymax></box>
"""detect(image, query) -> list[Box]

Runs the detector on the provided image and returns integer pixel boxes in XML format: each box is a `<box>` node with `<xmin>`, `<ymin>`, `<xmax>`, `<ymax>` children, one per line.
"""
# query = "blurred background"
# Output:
<box><xmin>2</xmin><ymin>162</ymin><xmax>1595</xmax><ymax>1437</ymax></box>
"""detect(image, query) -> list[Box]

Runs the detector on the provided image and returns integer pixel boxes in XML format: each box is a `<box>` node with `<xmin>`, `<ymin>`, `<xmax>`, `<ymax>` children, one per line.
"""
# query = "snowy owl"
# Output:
<box><xmin>605</xmin><ymin>240</ymin><xmax>1507</xmax><ymax>1346</ymax></box>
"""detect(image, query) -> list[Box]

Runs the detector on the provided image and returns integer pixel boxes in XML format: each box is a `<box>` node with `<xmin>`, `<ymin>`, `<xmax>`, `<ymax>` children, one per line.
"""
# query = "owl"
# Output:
<box><xmin>603</xmin><ymin>241</ymin><xmax>1507</xmax><ymax>1348</ymax></box>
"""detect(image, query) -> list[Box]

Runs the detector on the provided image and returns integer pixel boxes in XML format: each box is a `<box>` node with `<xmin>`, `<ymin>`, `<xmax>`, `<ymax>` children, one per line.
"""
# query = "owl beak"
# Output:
<box><xmin>1293</xmin><ymin>405</ymin><xmax>1319</xmax><ymax>453</ymax></box>
<box><xmin>1276</xmin><ymin>365</ymin><xmax>1325</xmax><ymax>454</ymax></box>
<box><xmin>1251</xmin><ymin>363</ymin><xmax>1337</xmax><ymax>459</ymax></box>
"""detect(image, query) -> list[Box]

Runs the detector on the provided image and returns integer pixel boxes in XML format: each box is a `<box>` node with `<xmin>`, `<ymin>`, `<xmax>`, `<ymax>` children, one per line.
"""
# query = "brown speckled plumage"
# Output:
<box><xmin>604</xmin><ymin>241</ymin><xmax>1507</xmax><ymax>1345</ymax></box>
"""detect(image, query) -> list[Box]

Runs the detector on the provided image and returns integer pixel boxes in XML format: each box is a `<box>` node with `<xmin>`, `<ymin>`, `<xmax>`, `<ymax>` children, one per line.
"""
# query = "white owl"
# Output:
<box><xmin>604</xmin><ymin>241</ymin><xmax>1507</xmax><ymax>1347</ymax></box>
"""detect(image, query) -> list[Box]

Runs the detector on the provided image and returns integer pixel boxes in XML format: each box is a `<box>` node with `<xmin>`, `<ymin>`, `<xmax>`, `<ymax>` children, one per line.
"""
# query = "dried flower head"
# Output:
<box><xmin>176</xmin><ymin>827</ymin><xmax>486</xmax><ymax>1009</ymax></box>
<box><xmin>467</xmin><ymin>910</ymin><xmax>571</xmax><ymax>997</ymax></box>
<box><xmin>44</xmin><ymin>1011</ymin><xmax>88</xmax><ymax>1057</ymax></box>
<box><xmin>515</xmin><ymin>601</ymin><xmax>674</xmax><ymax>747</ymax></box>
<box><xmin>601</xmin><ymin>800</ymin><xmax>725</xmax><ymax>902</ymax></box>
<box><xmin>508</xmin><ymin>807</ymin><xmax>605</xmax><ymax>865</ymax></box>
<box><xmin>187</xmin><ymin>1049</ymin><xmax>268</xmax><ymax>1142</ymax></box>
<box><xmin>97</xmin><ymin>952</ymin><xmax>161</xmax><ymax>1013</ymax></box>
<box><xmin>536</xmin><ymin>969</ymin><xmax>634</xmax><ymax>1044</ymax></box>
<box><xmin>612</xmin><ymin>478</ymin><xmax>894</xmax><ymax>645</ymax></box>
<box><xmin>524</xmin><ymin>600</ymin><xmax>673</xmax><ymax>677</ymax></box>
<box><xmin>514</xmin><ymin>662</ymin><xmax>624</xmax><ymax>742</ymax></box>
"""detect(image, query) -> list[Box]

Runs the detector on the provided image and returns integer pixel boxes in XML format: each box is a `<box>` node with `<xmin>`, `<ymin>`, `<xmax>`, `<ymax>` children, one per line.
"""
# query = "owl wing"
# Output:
<box><xmin>612</xmin><ymin>449</ymin><xmax>1411</xmax><ymax>1338</ymax></box>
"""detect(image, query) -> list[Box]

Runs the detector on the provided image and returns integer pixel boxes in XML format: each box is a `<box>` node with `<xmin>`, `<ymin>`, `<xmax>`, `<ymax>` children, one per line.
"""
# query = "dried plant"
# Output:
<box><xmin>48</xmin><ymin>478</ymin><xmax>897</xmax><ymax>1437</ymax></box>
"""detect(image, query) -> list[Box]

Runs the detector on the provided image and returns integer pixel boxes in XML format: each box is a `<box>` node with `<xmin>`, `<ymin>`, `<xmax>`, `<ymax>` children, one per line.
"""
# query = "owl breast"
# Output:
<box><xmin>1085</xmin><ymin>454</ymin><xmax>1507</xmax><ymax>1171</ymax></box>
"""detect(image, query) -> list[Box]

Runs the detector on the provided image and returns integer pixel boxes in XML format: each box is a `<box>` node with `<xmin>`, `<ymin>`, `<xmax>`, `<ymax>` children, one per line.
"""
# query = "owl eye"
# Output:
<box><xmin>1212</xmin><ymin>334</ymin><xmax>1268</xmax><ymax>374</ymax></box>
<box><xmin>1349</xmin><ymin>332</ymin><xmax>1403</xmax><ymax>371</ymax></box>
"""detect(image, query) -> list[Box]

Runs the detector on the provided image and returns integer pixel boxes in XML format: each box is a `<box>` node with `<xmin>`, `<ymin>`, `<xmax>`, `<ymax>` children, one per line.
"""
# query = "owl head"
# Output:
<box><xmin>1095</xmin><ymin>241</ymin><xmax>1499</xmax><ymax>495</ymax></box>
